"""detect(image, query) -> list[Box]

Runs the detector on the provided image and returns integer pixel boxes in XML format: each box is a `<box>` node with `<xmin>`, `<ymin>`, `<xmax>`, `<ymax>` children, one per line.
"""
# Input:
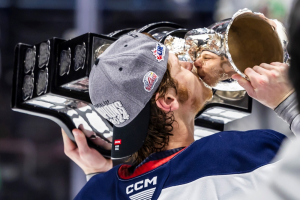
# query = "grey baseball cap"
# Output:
<box><xmin>89</xmin><ymin>32</ymin><xmax>169</xmax><ymax>159</ymax></box>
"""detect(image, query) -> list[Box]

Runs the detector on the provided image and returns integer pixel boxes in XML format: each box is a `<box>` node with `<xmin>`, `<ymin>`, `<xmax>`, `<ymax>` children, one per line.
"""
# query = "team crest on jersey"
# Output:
<box><xmin>143</xmin><ymin>71</ymin><xmax>158</xmax><ymax>92</ymax></box>
<box><xmin>151</xmin><ymin>43</ymin><xmax>165</xmax><ymax>62</ymax></box>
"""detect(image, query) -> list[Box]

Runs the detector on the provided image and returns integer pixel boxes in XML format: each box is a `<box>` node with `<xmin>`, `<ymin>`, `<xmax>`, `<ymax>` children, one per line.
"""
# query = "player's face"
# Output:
<box><xmin>193</xmin><ymin>51</ymin><xmax>235</xmax><ymax>87</ymax></box>
<box><xmin>168</xmin><ymin>53</ymin><xmax>213</xmax><ymax>114</ymax></box>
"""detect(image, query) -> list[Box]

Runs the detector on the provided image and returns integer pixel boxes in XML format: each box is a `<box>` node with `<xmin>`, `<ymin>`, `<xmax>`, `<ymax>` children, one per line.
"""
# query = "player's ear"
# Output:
<box><xmin>155</xmin><ymin>90</ymin><xmax>179</xmax><ymax>112</ymax></box>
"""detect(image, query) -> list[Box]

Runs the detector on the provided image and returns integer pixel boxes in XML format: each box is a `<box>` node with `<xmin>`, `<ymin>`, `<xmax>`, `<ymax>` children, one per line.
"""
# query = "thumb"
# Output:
<box><xmin>72</xmin><ymin>129</ymin><xmax>89</xmax><ymax>153</ymax></box>
<box><xmin>232</xmin><ymin>74</ymin><xmax>256</xmax><ymax>97</ymax></box>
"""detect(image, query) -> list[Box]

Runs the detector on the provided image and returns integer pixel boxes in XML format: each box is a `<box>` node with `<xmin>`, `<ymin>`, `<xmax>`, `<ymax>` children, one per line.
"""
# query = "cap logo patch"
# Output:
<box><xmin>114</xmin><ymin>140</ymin><xmax>121</xmax><ymax>151</ymax></box>
<box><xmin>95</xmin><ymin>101</ymin><xmax>130</xmax><ymax>125</ymax></box>
<box><xmin>143</xmin><ymin>71</ymin><xmax>158</xmax><ymax>92</ymax></box>
<box><xmin>114</xmin><ymin>139</ymin><xmax>122</xmax><ymax>145</ymax></box>
<box><xmin>152</xmin><ymin>43</ymin><xmax>165</xmax><ymax>62</ymax></box>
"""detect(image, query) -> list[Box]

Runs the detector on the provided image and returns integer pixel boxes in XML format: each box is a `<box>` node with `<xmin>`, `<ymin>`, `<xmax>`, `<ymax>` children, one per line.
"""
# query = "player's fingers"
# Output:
<box><xmin>252</xmin><ymin>65</ymin><xmax>269</xmax><ymax>75</ymax></box>
<box><xmin>62</xmin><ymin>128</ymin><xmax>77</xmax><ymax>155</ymax></box>
<box><xmin>232</xmin><ymin>74</ymin><xmax>256</xmax><ymax>97</ymax></box>
<box><xmin>270</xmin><ymin>62</ymin><xmax>289</xmax><ymax>73</ymax></box>
<box><xmin>261</xmin><ymin>62</ymin><xmax>289</xmax><ymax>78</ymax></box>
<box><xmin>259</xmin><ymin>63</ymin><xmax>276</xmax><ymax>70</ymax></box>
<box><xmin>270</xmin><ymin>62</ymin><xmax>285</xmax><ymax>66</ymax></box>
<box><xmin>231</xmin><ymin>73</ymin><xmax>242</xmax><ymax>80</ymax></box>
<box><xmin>244</xmin><ymin>68</ymin><xmax>262</xmax><ymax>87</ymax></box>
<box><xmin>72</xmin><ymin>129</ymin><xmax>90</xmax><ymax>156</ymax></box>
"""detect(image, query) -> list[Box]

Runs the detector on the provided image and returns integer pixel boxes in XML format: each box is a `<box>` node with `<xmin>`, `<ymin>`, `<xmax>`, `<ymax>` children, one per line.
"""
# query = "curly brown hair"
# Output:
<box><xmin>129</xmin><ymin>63</ymin><xmax>178</xmax><ymax>167</ymax></box>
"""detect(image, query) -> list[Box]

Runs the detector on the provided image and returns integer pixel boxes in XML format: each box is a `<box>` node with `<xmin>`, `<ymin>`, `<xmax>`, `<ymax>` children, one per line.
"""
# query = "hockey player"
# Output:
<box><xmin>62</xmin><ymin>32</ymin><xmax>296</xmax><ymax>200</ymax></box>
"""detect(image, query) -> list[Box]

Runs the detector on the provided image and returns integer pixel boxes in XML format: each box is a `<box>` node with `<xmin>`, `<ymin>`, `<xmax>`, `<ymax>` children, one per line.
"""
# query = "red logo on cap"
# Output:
<box><xmin>143</xmin><ymin>71</ymin><xmax>158</xmax><ymax>92</ymax></box>
<box><xmin>114</xmin><ymin>139</ymin><xmax>122</xmax><ymax>145</ymax></box>
<box><xmin>152</xmin><ymin>43</ymin><xmax>165</xmax><ymax>62</ymax></box>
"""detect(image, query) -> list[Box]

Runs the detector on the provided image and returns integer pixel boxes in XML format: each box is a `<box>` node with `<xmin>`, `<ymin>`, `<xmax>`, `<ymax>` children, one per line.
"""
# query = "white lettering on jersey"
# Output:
<box><xmin>126</xmin><ymin>185</ymin><xmax>134</xmax><ymax>195</ymax></box>
<box><xmin>126</xmin><ymin>176</ymin><xmax>157</xmax><ymax>195</ymax></box>
<box><xmin>144</xmin><ymin>176</ymin><xmax>157</xmax><ymax>187</ymax></box>
<box><xmin>134</xmin><ymin>180</ymin><xmax>144</xmax><ymax>191</ymax></box>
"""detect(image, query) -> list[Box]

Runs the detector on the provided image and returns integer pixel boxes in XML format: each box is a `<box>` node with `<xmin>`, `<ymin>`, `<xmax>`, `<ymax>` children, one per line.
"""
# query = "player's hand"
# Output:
<box><xmin>232</xmin><ymin>62</ymin><xmax>294</xmax><ymax>109</ymax></box>
<box><xmin>62</xmin><ymin>128</ymin><xmax>112</xmax><ymax>174</ymax></box>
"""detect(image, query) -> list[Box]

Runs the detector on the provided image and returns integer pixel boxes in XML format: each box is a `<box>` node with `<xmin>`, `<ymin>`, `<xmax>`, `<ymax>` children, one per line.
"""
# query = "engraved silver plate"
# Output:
<box><xmin>36</xmin><ymin>68</ymin><xmax>49</xmax><ymax>95</ymax></box>
<box><xmin>74</xmin><ymin>42</ymin><xmax>86</xmax><ymax>71</ymax></box>
<box><xmin>22</xmin><ymin>74</ymin><xmax>34</xmax><ymax>100</ymax></box>
<box><xmin>38</xmin><ymin>40</ymin><xmax>50</xmax><ymax>68</ymax></box>
<box><xmin>24</xmin><ymin>46</ymin><xmax>36</xmax><ymax>74</ymax></box>
<box><xmin>59</xmin><ymin>48</ymin><xmax>71</xmax><ymax>76</ymax></box>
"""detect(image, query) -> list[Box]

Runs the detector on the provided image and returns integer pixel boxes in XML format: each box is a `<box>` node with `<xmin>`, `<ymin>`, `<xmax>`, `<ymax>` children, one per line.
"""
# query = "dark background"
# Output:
<box><xmin>0</xmin><ymin>1</ymin><xmax>216</xmax><ymax>199</ymax></box>
<box><xmin>0</xmin><ymin>0</ymin><xmax>294</xmax><ymax>199</ymax></box>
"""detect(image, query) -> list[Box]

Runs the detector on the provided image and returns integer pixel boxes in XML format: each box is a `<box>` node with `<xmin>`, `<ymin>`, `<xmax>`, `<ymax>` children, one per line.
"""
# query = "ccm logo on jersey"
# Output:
<box><xmin>126</xmin><ymin>176</ymin><xmax>157</xmax><ymax>194</ymax></box>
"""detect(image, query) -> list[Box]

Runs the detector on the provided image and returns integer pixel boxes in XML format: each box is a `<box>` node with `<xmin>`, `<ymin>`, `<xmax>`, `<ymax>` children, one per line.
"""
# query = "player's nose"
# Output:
<box><xmin>179</xmin><ymin>61</ymin><xmax>193</xmax><ymax>71</ymax></box>
<box><xmin>194</xmin><ymin>58</ymin><xmax>203</xmax><ymax>70</ymax></box>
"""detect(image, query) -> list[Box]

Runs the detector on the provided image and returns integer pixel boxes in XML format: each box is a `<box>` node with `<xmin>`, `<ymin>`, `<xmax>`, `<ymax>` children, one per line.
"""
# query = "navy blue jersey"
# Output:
<box><xmin>75</xmin><ymin>129</ymin><xmax>286</xmax><ymax>200</ymax></box>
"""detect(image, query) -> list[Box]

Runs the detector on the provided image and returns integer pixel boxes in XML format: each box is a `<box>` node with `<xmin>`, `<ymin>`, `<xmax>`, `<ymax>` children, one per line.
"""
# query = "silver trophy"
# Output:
<box><xmin>12</xmin><ymin>11</ymin><xmax>288</xmax><ymax>158</ymax></box>
<box><xmin>165</xmin><ymin>8</ymin><xmax>289</xmax><ymax>91</ymax></box>
<box><xmin>163</xmin><ymin>8</ymin><xmax>289</xmax><ymax>135</ymax></box>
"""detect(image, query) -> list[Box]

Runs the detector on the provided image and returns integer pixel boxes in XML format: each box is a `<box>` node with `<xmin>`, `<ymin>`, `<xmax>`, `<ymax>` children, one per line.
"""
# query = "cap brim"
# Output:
<box><xmin>111</xmin><ymin>101</ymin><xmax>151</xmax><ymax>159</ymax></box>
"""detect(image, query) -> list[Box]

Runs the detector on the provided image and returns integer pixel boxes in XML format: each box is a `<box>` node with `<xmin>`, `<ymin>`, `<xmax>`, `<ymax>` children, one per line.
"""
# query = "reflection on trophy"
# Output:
<box><xmin>165</xmin><ymin>8</ymin><xmax>289</xmax><ymax>135</ymax></box>
<box><xmin>11</xmin><ymin>9</ymin><xmax>289</xmax><ymax>159</ymax></box>
<box><xmin>166</xmin><ymin>8</ymin><xmax>289</xmax><ymax>87</ymax></box>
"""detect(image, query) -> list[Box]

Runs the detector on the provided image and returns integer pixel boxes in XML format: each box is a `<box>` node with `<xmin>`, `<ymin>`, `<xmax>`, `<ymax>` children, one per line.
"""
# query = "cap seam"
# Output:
<box><xmin>99</xmin><ymin>53</ymin><xmax>168</xmax><ymax>71</ymax></box>
<box><xmin>98</xmin><ymin>62</ymin><xmax>145</xmax><ymax>108</ymax></box>
<box><xmin>99</xmin><ymin>54</ymin><xmax>167</xmax><ymax>105</ymax></box>
<box><xmin>89</xmin><ymin>66</ymin><xmax>97</xmax><ymax>103</ymax></box>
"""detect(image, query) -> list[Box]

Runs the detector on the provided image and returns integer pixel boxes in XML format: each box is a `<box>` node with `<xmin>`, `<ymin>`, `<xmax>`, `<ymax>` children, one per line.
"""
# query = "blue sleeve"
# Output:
<box><xmin>165</xmin><ymin>129</ymin><xmax>286</xmax><ymax>188</ymax></box>
<box><xmin>74</xmin><ymin>167</ymin><xmax>119</xmax><ymax>200</ymax></box>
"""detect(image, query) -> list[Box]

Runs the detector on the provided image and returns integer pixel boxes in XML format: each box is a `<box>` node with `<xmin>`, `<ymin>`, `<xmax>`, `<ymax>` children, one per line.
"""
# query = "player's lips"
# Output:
<box><xmin>191</xmin><ymin>66</ymin><xmax>211</xmax><ymax>89</ymax></box>
<box><xmin>181</xmin><ymin>61</ymin><xmax>193</xmax><ymax>71</ymax></box>
<box><xmin>194</xmin><ymin>61</ymin><xmax>211</xmax><ymax>84</ymax></box>
<box><xmin>184</xmin><ymin>62</ymin><xmax>194</xmax><ymax>71</ymax></box>
<box><xmin>186</xmin><ymin>62</ymin><xmax>193</xmax><ymax>71</ymax></box>
<box><xmin>192</xmin><ymin>67</ymin><xmax>213</xmax><ymax>88</ymax></box>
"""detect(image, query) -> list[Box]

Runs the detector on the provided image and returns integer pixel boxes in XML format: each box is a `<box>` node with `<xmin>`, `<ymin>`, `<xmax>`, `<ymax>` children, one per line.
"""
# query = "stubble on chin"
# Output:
<box><xmin>204</xmin><ymin>71</ymin><xmax>221</xmax><ymax>87</ymax></box>
<box><xmin>205</xmin><ymin>62</ymin><xmax>229</xmax><ymax>87</ymax></box>
<box><xmin>177</xmin><ymin>83</ymin><xmax>202</xmax><ymax>115</ymax></box>
<box><xmin>177</xmin><ymin>84</ymin><xmax>189</xmax><ymax>104</ymax></box>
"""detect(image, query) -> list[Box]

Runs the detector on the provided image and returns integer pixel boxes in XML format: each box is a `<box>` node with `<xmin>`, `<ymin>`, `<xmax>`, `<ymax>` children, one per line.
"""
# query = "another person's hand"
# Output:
<box><xmin>232</xmin><ymin>62</ymin><xmax>294</xmax><ymax>109</ymax></box>
<box><xmin>62</xmin><ymin>128</ymin><xmax>112</xmax><ymax>174</ymax></box>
